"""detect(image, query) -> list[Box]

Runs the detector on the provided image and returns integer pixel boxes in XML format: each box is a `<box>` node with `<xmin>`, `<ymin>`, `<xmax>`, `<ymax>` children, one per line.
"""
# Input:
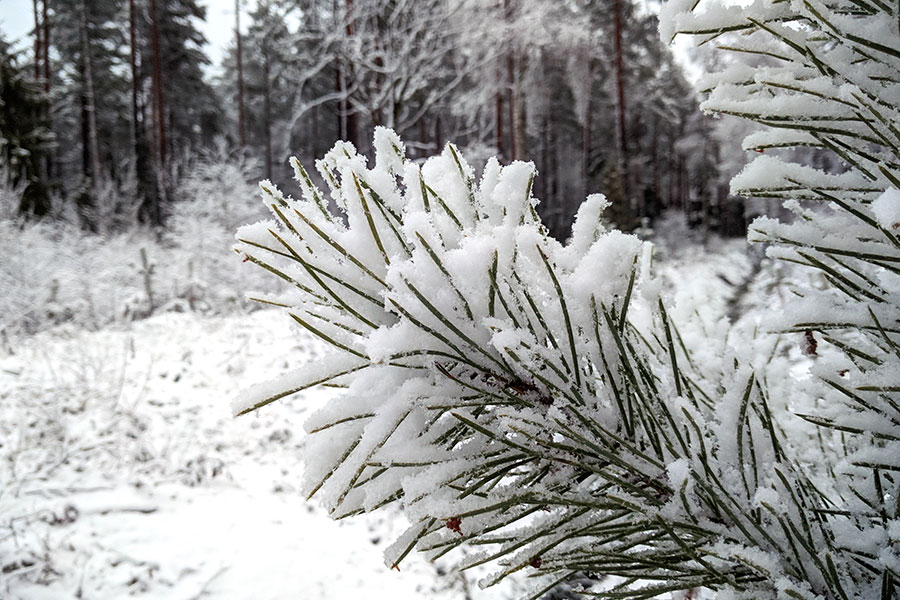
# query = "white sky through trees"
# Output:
<box><xmin>0</xmin><ymin>0</ymin><xmax>250</xmax><ymax>69</ymax></box>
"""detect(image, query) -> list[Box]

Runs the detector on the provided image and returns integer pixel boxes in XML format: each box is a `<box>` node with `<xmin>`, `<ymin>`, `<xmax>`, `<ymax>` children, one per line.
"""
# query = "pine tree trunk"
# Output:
<box><xmin>582</xmin><ymin>60</ymin><xmax>593</xmax><ymax>203</ymax></box>
<box><xmin>511</xmin><ymin>55</ymin><xmax>526</xmax><ymax>161</ymax></box>
<box><xmin>41</xmin><ymin>0</ymin><xmax>52</xmax><ymax>179</ymax></box>
<box><xmin>418</xmin><ymin>117</ymin><xmax>426</xmax><ymax>155</ymax></box>
<box><xmin>434</xmin><ymin>113</ymin><xmax>442</xmax><ymax>150</ymax></box>
<box><xmin>147</xmin><ymin>0</ymin><xmax>166</xmax><ymax>225</ymax></box>
<box><xmin>149</xmin><ymin>0</ymin><xmax>165</xmax><ymax>166</ymax></box>
<box><xmin>42</xmin><ymin>0</ymin><xmax>49</xmax><ymax>92</ymax></box>
<box><xmin>131</xmin><ymin>0</ymin><xmax>155</xmax><ymax>224</ymax></box>
<box><xmin>540</xmin><ymin>115</ymin><xmax>548</xmax><ymax>203</ymax></box>
<box><xmin>79</xmin><ymin>0</ymin><xmax>101</xmax><ymax>189</ymax></box>
<box><xmin>494</xmin><ymin>77</ymin><xmax>503</xmax><ymax>158</ymax></box>
<box><xmin>344</xmin><ymin>0</ymin><xmax>357</xmax><ymax>148</ymax></box>
<box><xmin>32</xmin><ymin>0</ymin><xmax>41</xmax><ymax>82</ymax></box>
<box><xmin>336</xmin><ymin>65</ymin><xmax>345</xmax><ymax>140</ymax></box>
<box><xmin>263</xmin><ymin>51</ymin><xmax>272</xmax><ymax>179</ymax></box>
<box><xmin>506</xmin><ymin>54</ymin><xmax>516</xmax><ymax>160</ymax></box>
<box><xmin>31</xmin><ymin>0</ymin><xmax>45</xmax><ymax>183</ymax></box>
<box><xmin>129</xmin><ymin>0</ymin><xmax>141</xmax><ymax>151</ymax></box>
<box><xmin>235</xmin><ymin>0</ymin><xmax>246</xmax><ymax>148</ymax></box>
<box><xmin>613</xmin><ymin>0</ymin><xmax>630</xmax><ymax>225</ymax></box>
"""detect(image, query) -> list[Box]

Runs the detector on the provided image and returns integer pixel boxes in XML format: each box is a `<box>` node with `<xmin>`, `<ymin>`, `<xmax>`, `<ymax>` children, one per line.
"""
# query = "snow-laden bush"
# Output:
<box><xmin>0</xmin><ymin>149</ymin><xmax>276</xmax><ymax>338</ymax></box>
<box><xmin>168</xmin><ymin>143</ymin><xmax>272</xmax><ymax>312</ymax></box>
<box><xmin>235</xmin><ymin>3</ymin><xmax>899</xmax><ymax>598</ymax></box>
<box><xmin>0</xmin><ymin>164</ymin><xmax>24</xmax><ymax>221</ymax></box>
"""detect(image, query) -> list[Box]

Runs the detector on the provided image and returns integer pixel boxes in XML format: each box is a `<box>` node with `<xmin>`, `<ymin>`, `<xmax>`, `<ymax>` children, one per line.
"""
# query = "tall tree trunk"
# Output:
<box><xmin>651</xmin><ymin>115</ymin><xmax>659</xmax><ymax>211</ymax></box>
<box><xmin>613</xmin><ymin>0</ymin><xmax>630</xmax><ymax>225</ymax></box>
<box><xmin>503</xmin><ymin>0</ymin><xmax>514</xmax><ymax>160</ymax></box>
<box><xmin>148</xmin><ymin>0</ymin><xmax>166</xmax><ymax>225</ymax></box>
<box><xmin>418</xmin><ymin>117</ymin><xmax>426</xmax><ymax>155</ymax></box>
<box><xmin>79</xmin><ymin>0</ymin><xmax>101</xmax><ymax>189</ymax></box>
<box><xmin>31</xmin><ymin>0</ymin><xmax>46</xmax><ymax>182</ymax></box>
<box><xmin>129</xmin><ymin>0</ymin><xmax>141</xmax><ymax>150</ymax></box>
<box><xmin>336</xmin><ymin>66</ymin><xmax>346</xmax><ymax>140</ymax></box>
<box><xmin>494</xmin><ymin>74</ymin><xmax>503</xmax><ymax>158</ymax></box>
<box><xmin>582</xmin><ymin>109</ymin><xmax>592</xmax><ymax>203</ymax></box>
<box><xmin>235</xmin><ymin>0</ymin><xmax>246</xmax><ymax>148</ymax></box>
<box><xmin>32</xmin><ymin>0</ymin><xmax>41</xmax><ymax>82</ymax></box>
<box><xmin>42</xmin><ymin>0</ymin><xmax>50</xmax><ymax>92</ymax></box>
<box><xmin>511</xmin><ymin>56</ymin><xmax>526</xmax><ymax>161</ymax></box>
<box><xmin>41</xmin><ymin>0</ymin><xmax>54</xmax><ymax>181</ymax></box>
<box><xmin>149</xmin><ymin>0</ymin><xmax>165</xmax><ymax>166</ymax></box>
<box><xmin>131</xmin><ymin>0</ymin><xmax>154</xmax><ymax>224</ymax></box>
<box><xmin>506</xmin><ymin>53</ymin><xmax>516</xmax><ymax>160</ymax></box>
<box><xmin>41</xmin><ymin>0</ymin><xmax>52</xmax><ymax>179</ymax></box>
<box><xmin>344</xmin><ymin>0</ymin><xmax>358</xmax><ymax>147</ymax></box>
<box><xmin>263</xmin><ymin>51</ymin><xmax>272</xmax><ymax>179</ymax></box>
<box><xmin>434</xmin><ymin>114</ymin><xmax>442</xmax><ymax>150</ymax></box>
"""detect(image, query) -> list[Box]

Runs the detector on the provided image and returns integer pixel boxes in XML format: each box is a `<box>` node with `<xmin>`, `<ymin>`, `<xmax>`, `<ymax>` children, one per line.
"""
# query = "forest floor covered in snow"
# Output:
<box><xmin>0</xmin><ymin>220</ymin><xmax>797</xmax><ymax>599</ymax></box>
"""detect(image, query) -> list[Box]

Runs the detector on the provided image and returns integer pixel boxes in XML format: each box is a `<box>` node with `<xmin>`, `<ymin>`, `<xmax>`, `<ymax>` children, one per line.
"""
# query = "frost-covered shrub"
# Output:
<box><xmin>0</xmin><ymin>149</ymin><xmax>276</xmax><ymax>337</ymax></box>
<box><xmin>0</xmin><ymin>165</ymin><xmax>24</xmax><ymax>221</ymax></box>
<box><xmin>168</xmin><ymin>143</ymin><xmax>273</xmax><ymax>311</ymax></box>
<box><xmin>0</xmin><ymin>221</ymin><xmax>157</xmax><ymax>334</ymax></box>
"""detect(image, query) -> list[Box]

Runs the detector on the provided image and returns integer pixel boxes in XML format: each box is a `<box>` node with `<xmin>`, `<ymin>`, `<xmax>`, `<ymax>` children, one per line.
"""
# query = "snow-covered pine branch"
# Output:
<box><xmin>662</xmin><ymin>0</ymin><xmax>900</xmax><ymax>598</ymax></box>
<box><xmin>233</xmin><ymin>127</ymin><xmax>853</xmax><ymax>598</ymax></box>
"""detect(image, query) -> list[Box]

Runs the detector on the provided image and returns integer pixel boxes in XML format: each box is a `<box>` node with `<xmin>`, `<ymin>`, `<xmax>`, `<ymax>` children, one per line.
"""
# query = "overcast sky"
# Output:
<box><xmin>0</xmin><ymin>0</ymin><xmax>245</xmax><ymax>70</ymax></box>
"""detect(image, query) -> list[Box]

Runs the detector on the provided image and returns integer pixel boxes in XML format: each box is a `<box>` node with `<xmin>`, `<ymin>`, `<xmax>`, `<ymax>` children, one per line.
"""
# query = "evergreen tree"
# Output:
<box><xmin>0</xmin><ymin>34</ymin><xmax>52</xmax><ymax>216</ymax></box>
<box><xmin>243</xmin><ymin>0</ymin><xmax>295</xmax><ymax>180</ymax></box>
<box><xmin>47</xmin><ymin>0</ymin><xmax>130</xmax><ymax>180</ymax></box>
<box><xmin>234</xmin><ymin>0</ymin><xmax>900</xmax><ymax>598</ymax></box>
<box><xmin>152</xmin><ymin>0</ymin><xmax>218</xmax><ymax>155</ymax></box>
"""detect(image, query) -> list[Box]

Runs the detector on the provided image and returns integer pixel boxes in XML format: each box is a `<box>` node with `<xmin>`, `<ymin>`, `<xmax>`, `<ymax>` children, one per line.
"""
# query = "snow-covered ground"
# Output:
<box><xmin>1</xmin><ymin>310</ymin><xmax>523</xmax><ymax>599</ymax></box>
<box><xmin>1</xmin><ymin>227</ymin><xmax>785</xmax><ymax>599</ymax></box>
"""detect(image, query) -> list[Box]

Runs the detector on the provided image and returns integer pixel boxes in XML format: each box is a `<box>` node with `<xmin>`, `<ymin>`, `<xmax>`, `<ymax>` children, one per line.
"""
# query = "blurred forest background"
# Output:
<box><xmin>2</xmin><ymin>0</ymin><xmax>752</xmax><ymax>238</ymax></box>
<box><xmin>0</xmin><ymin>0</ymin><xmax>778</xmax><ymax>342</ymax></box>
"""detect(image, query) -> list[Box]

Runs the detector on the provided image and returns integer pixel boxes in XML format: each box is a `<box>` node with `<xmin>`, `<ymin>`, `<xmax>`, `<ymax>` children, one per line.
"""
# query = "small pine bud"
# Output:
<box><xmin>446</xmin><ymin>517</ymin><xmax>463</xmax><ymax>536</ymax></box>
<box><xmin>802</xmin><ymin>330</ymin><xmax>817</xmax><ymax>356</ymax></box>
<box><xmin>529</xmin><ymin>556</ymin><xmax>542</xmax><ymax>569</ymax></box>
